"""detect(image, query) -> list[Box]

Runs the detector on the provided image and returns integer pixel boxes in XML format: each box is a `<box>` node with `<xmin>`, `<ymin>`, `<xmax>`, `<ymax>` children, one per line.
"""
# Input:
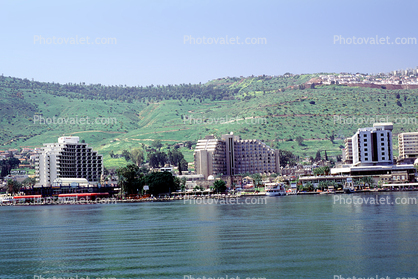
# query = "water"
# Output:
<box><xmin>1</xmin><ymin>192</ymin><xmax>418</xmax><ymax>279</ymax></box>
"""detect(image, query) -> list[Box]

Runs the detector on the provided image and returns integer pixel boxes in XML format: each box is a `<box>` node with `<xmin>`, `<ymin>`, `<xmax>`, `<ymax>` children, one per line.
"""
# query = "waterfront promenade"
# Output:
<box><xmin>3</xmin><ymin>186</ymin><xmax>418</xmax><ymax>206</ymax></box>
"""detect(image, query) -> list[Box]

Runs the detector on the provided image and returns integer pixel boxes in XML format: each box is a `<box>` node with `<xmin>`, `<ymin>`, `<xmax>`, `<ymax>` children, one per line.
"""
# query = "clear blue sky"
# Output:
<box><xmin>1</xmin><ymin>0</ymin><xmax>417</xmax><ymax>86</ymax></box>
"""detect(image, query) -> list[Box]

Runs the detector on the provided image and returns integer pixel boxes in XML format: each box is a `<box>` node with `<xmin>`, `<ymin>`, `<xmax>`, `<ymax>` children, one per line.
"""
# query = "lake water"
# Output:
<box><xmin>1</xmin><ymin>192</ymin><xmax>418</xmax><ymax>279</ymax></box>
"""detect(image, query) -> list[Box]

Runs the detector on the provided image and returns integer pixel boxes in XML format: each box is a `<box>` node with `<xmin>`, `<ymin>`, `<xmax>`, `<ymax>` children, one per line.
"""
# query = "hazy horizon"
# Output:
<box><xmin>2</xmin><ymin>0</ymin><xmax>418</xmax><ymax>86</ymax></box>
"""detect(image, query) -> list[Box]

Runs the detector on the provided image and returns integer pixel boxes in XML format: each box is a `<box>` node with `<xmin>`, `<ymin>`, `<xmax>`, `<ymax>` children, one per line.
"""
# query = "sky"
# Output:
<box><xmin>1</xmin><ymin>0</ymin><xmax>417</xmax><ymax>86</ymax></box>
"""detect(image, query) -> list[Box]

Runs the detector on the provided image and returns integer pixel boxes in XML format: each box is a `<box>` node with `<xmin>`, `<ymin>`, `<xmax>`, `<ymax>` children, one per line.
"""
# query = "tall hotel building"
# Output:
<box><xmin>35</xmin><ymin>136</ymin><xmax>103</xmax><ymax>186</ymax></box>
<box><xmin>398</xmin><ymin>132</ymin><xmax>418</xmax><ymax>163</ymax></box>
<box><xmin>194</xmin><ymin>133</ymin><xmax>280</xmax><ymax>179</ymax></box>
<box><xmin>345</xmin><ymin>123</ymin><xmax>393</xmax><ymax>166</ymax></box>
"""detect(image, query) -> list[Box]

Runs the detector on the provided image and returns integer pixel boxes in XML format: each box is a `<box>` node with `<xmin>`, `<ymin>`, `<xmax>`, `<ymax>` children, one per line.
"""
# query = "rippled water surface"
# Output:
<box><xmin>1</xmin><ymin>192</ymin><xmax>418</xmax><ymax>279</ymax></box>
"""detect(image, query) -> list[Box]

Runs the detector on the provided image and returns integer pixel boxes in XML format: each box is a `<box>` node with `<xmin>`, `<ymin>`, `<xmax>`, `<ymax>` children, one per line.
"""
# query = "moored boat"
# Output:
<box><xmin>265</xmin><ymin>184</ymin><xmax>286</xmax><ymax>196</ymax></box>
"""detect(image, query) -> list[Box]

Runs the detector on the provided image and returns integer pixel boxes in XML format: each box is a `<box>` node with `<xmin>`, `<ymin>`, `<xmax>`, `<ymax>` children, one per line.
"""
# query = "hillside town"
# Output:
<box><xmin>318</xmin><ymin>69</ymin><xmax>418</xmax><ymax>86</ymax></box>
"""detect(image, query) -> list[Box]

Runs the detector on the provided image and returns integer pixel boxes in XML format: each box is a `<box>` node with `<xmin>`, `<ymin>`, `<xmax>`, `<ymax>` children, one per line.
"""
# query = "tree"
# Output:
<box><xmin>173</xmin><ymin>176</ymin><xmax>181</xmax><ymax>191</ymax></box>
<box><xmin>143</xmin><ymin>171</ymin><xmax>178</xmax><ymax>196</ymax></box>
<box><xmin>313</xmin><ymin>166</ymin><xmax>330</xmax><ymax>176</ymax></box>
<box><xmin>21</xmin><ymin>177</ymin><xmax>36</xmax><ymax>187</ymax></box>
<box><xmin>109</xmin><ymin>150</ymin><xmax>114</xmax><ymax>158</ymax></box>
<box><xmin>301</xmin><ymin>181</ymin><xmax>313</xmax><ymax>191</ymax></box>
<box><xmin>121</xmin><ymin>150</ymin><xmax>131</xmax><ymax>161</ymax></box>
<box><xmin>151</xmin><ymin>139</ymin><xmax>163</xmax><ymax>150</ymax></box>
<box><xmin>315</xmin><ymin>150</ymin><xmax>321</xmax><ymax>162</ymax></box>
<box><xmin>148</xmin><ymin>151</ymin><xmax>168</xmax><ymax>168</ymax></box>
<box><xmin>180</xmin><ymin>158</ymin><xmax>188</xmax><ymax>172</ymax></box>
<box><xmin>329</xmin><ymin>134</ymin><xmax>335</xmax><ymax>143</ymax></box>
<box><xmin>251</xmin><ymin>173</ymin><xmax>262</xmax><ymax>187</ymax></box>
<box><xmin>318</xmin><ymin>181</ymin><xmax>330</xmax><ymax>191</ymax></box>
<box><xmin>7</xmin><ymin>179</ymin><xmax>21</xmax><ymax>194</ymax></box>
<box><xmin>184</xmin><ymin>141</ymin><xmax>194</xmax><ymax>149</ymax></box>
<box><xmin>168</xmin><ymin>149</ymin><xmax>184</xmax><ymax>166</ymax></box>
<box><xmin>131</xmin><ymin>148</ymin><xmax>144</xmax><ymax>166</ymax></box>
<box><xmin>180</xmin><ymin>177</ymin><xmax>187</xmax><ymax>191</ymax></box>
<box><xmin>279</xmin><ymin>150</ymin><xmax>297</xmax><ymax>167</ymax></box>
<box><xmin>324</xmin><ymin>150</ymin><xmax>328</xmax><ymax>161</ymax></box>
<box><xmin>178</xmin><ymin>160</ymin><xmax>183</xmax><ymax>175</ymax></box>
<box><xmin>360</xmin><ymin>176</ymin><xmax>374</xmax><ymax>188</ymax></box>
<box><xmin>213</xmin><ymin>180</ymin><xmax>227</xmax><ymax>193</ymax></box>
<box><xmin>296</xmin><ymin>136</ymin><xmax>304</xmax><ymax>146</ymax></box>
<box><xmin>116</xmin><ymin>164</ymin><xmax>144</xmax><ymax>195</ymax></box>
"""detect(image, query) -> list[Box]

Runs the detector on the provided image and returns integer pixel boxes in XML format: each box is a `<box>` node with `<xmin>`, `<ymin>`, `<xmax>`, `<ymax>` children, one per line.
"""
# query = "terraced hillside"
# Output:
<box><xmin>1</xmin><ymin>74</ymin><xmax>417</xmax><ymax>168</ymax></box>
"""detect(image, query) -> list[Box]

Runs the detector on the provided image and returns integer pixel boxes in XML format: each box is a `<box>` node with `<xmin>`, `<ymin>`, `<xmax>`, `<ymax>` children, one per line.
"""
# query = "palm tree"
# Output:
<box><xmin>360</xmin><ymin>176</ymin><xmax>374</xmax><ymax>189</ymax></box>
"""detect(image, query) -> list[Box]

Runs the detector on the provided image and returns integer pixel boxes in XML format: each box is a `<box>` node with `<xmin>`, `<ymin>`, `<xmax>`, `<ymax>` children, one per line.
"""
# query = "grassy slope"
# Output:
<box><xmin>1</xmin><ymin>75</ymin><xmax>418</xmax><ymax>168</ymax></box>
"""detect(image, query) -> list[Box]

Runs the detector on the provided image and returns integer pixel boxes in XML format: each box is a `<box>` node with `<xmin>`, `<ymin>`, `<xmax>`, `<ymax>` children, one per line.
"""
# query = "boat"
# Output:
<box><xmin>265</xmin><ymin>184</ymin><xmax>286</xmax><ymax>196</ymax></box>
<box><xmin>0</xmin><ymin>194</ymin><xmax>14</xmax><ymax>204</ymax></box>
<box><xmin>343</xmin><ymin>182</ymin><xmax>355</xmax><ymax>194</ymax></box>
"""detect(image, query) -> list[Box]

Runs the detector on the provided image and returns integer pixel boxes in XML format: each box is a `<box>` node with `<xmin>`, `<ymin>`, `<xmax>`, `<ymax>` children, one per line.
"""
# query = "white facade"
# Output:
<box><xmin>398</xmin><ymin>132</ymin><xmax>418</xmax><ymax>161</ymax></box>
<box><xmin>35</xmin><ymin>137</ymin><xmax>103</xmax><ymax>186</ymax></box>
<box><xmin>351</xmin><ymin>123</ymin><xmax>393</xmax><ymax>166</ymax></box>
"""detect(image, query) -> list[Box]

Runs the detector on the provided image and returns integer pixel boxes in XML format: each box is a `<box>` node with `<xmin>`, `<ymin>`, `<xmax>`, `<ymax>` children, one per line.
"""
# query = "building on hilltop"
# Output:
<box><xmin>35</xmin><ymin>136</ymin><xmax>103</xmax><ymax>187</ymax></box>
<box><xmin>194</xmin><ymin>132</ymin><xmax>280</xmax><ymax>179</ymax></box>
<box><xmin>398</xmin><ymin>132</ymin><xmax>418</xmax><ymax>164</ymax></box>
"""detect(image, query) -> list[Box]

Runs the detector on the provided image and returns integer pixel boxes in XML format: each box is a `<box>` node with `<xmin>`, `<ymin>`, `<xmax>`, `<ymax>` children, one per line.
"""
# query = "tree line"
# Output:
<box><xmin>0</xmin><ymin>76</ymin><xmax>234</xmax><ymax>102</ymax></box>
<box><xmin>110</xmin><ymin>140</ymin><xmax>189</xmax><ymax>174</ymax></box>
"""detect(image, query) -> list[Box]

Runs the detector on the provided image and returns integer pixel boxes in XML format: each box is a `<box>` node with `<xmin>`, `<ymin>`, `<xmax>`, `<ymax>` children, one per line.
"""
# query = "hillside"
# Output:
<box><xmin>1</xmin><ymin>74</ymin><xmax>418</xmax><ymax>168</ymax></box>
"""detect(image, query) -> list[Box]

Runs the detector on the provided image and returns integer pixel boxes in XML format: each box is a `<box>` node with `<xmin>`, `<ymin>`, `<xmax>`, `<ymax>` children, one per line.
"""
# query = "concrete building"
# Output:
<box><xmin>35</xmin><ymin>137</ymin><xmax>103</xmax><ymax>187</ymax></box>
<box><xmin>329</xmin><ymin>123</ymin><xmax>417</xmax><ymax>188</ymax></box>
<box><xmin>194</xmin><ymin>135</ymin><xmax>227</xmax><ymax>179</ymax></box>
<box><xmin>350</xmin><ymin>123</ymin><xmax>393</xmax><ymax>166</ymax></box>
<box><xmin>398</xmin><ymin>132</ymin><xmax>418</xmax><ymax>163</ymax></box>
<box><xmin>342</xmin><ymin>137</ymin><xmax>353</xmax><ymax>164</ymax></box>
<box><xmin>194</xmin><ymin>133</ymin><xmax>280</xmax><ymax>179</ymax></box>
<box><xmin>331</xmin><ymin>164</ymin><xmax>416</xmax><ymax>184</ymax></box>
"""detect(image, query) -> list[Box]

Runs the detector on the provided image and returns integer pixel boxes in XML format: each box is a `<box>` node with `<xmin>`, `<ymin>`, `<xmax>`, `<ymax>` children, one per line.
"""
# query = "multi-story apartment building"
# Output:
<box><xmin>35</xmin><ymin>136</ymin><xmax>103</xmax><ymax>186</ymax></box>
<box><xmin>350</xmin><ymin>123</ymin><xmax>393</xmax><ymax>166</ymax></box>
<box><xmin>194</xmin><ymin>133</ymin><xmax>280</xmax><ymax>179</ymax></box>
<box><xmin>342</xmin><ymin>137</ymin><xmax>353</xmax><ymax>164</ymax></box>
<box><xmin>398</xmin><ymin>132</ymin><xmax>418</xmax><ymax>163</ymax></box>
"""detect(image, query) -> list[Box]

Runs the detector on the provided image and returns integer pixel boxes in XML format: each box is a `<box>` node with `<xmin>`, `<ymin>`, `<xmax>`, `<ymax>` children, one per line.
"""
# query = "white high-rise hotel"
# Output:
<box><xmin>35</xmin><ymin>136</ymin><xmax>103</xmax><ymax>186</ymax></box>
<box><xmin>346</xmin><ymin>123</ymin><xmax>393</xmax><ymax>166</ymax></box>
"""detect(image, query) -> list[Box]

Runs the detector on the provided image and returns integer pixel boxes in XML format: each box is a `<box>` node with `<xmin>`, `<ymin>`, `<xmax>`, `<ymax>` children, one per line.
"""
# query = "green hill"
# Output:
<box><xmin>1</xmin><ymin>74</ymin><xmax>417</xmax><ymax>168</ymax></box>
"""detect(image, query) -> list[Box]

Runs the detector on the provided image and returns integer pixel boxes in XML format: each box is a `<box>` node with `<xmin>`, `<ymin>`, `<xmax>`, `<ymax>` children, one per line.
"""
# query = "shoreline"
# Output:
<box><xmin>2</xmin><ymin>188</ymin><xmax>418</xmax><ymax>206</ymax></box>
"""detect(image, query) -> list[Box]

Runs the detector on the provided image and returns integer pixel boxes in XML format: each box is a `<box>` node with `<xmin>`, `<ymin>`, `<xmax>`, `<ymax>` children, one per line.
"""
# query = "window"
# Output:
<box><xmin>364</xmin><ymin>148</ymin><xmax>368</xmax><ymax>151</ymax></box>
<box><xmin>365</xmin><ymin>153</ymin><xmax>368</xmax><ymax>156</ymax></box>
